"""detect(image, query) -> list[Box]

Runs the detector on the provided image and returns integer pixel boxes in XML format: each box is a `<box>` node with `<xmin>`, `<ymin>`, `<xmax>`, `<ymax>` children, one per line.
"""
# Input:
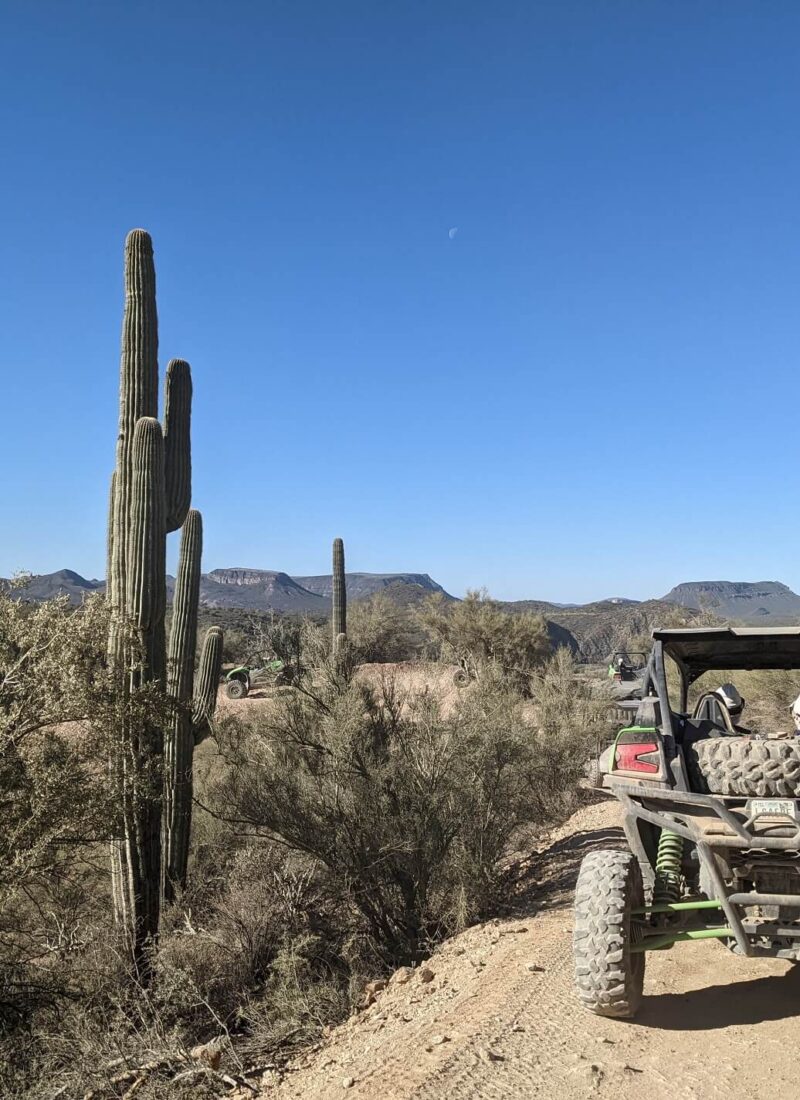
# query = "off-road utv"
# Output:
<box><xmin>574</xmin><ymin>627</ymin><xmax>800</xmax><ymax>1018</ymax></box>
<box><xmin>225</xmin><ymin>657</ymin><xmax>294</xmax><ymax>699</ymax></box>
<box><xmin>607</xmin><ymin>650</ymin><xmax>647</xmax><ymax>684</ymax></box>
<box><xmin>587</xmin><ymin>653</ymin><xmax>649</xmax><ymax>784</ymax></box>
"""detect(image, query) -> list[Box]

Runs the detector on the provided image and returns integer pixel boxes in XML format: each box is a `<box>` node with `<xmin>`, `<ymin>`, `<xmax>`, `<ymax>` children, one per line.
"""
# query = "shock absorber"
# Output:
<box><xmin>653</xmin><ymin>829</ymin><xmax>684</xmax><ymax>907</ymax></box>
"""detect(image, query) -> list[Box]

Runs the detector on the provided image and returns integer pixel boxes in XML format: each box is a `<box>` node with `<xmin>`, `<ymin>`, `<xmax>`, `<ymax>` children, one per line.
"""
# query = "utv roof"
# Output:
<box><xmin>653</xmin><ymin>626</ymin><xmax>800</xmax><ymax>677</ymax></box>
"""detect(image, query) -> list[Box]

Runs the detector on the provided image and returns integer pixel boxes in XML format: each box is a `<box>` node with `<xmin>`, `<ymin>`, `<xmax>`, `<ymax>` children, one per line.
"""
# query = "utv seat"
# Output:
<box><xmin>692</xmin><ymin>693</ymin><xmax>738</xmax><ymax>734</ymax></box>
<box><xmin>681</xmin><ymin>718</ymin><xmax>729</xmax><ymax>753</ymax></box>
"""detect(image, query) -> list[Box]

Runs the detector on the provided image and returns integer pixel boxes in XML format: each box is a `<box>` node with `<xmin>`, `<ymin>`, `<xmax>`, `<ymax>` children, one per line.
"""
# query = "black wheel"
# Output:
<box><xmin>586</xmin><ymin>757</ymin><xmax>604</xmax><ymax>788</ymax></box>
<box><xmin>686</xmin><ymin>737</ymin><xmax>800</xmax><ymax>797</ymax></box>
<box><xmin>573</xmin><ymin>849</ymin><xmax>645</xmax><ymax>1018</ymax></box>
<box><xmin>226</xmin><ymin>678</ymin><xmax>248</xmax><ymax>700</ymax></box>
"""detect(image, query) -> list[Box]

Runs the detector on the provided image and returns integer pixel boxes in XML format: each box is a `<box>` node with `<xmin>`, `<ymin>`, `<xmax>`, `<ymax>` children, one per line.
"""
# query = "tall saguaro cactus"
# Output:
<box><xmin>332</xmin><ymin>537</ymin><xmax>347</xmax><ymax>646</ymax></box>
<box><xmin>107</xmin><ymin>230</ymin><xmax>222</xmax><ymax>969</ymax></box>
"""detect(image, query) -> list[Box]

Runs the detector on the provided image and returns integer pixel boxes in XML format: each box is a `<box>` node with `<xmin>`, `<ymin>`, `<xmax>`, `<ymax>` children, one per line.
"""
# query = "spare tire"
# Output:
<box><xmin>686</xmin><ymin>737</ymin><xmax>800</xmax><ymax>797</ymax></box>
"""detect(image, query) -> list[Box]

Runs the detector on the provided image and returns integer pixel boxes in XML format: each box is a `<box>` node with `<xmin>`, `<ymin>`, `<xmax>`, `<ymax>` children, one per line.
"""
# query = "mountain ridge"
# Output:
<box><xmin>661</xmin><ymin>580</ymin><xmax>800</xmax><ymax>622</ymax></box>
<box><xmin>1</xmin><ymin>567</ymin><xmax>455</xmax><ymax>613</ymax></box>
<box><xmin>7</xmin><ymin>572</ymin><xmax>800</xmax><ymax>629</ymax></box>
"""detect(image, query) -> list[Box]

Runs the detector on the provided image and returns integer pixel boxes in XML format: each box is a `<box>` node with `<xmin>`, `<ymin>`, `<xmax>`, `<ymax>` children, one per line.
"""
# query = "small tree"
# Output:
<box><xmin>418</xmin><ymin>589</ymin><xmax>551</xmax><ymax>694</ymax></box>
<box><xmin>346</xmin><ymin>592</ymin><xmax>419</xmax><ymax>663</ymax></box>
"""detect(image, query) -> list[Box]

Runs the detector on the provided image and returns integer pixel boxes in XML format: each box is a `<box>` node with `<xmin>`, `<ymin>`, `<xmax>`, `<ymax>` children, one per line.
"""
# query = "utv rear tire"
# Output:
<box><xmin>573</xmin><ymin>849</ymin><xmax>645</xmax><ymax>1018</ymax></box>
<box><xmin>226</xmin><ymin>679</ymin><xmax>248</xmax><ymax>700</ymax></box>
<box><xmin>687</xmin><ymin>737</ymin><xmax>800</xmax><ymax>797</ymax></box>
<box><xmin>586</xmin><ymin>758</ymin><xmax>604</xmax><ymax>788</ymax></box>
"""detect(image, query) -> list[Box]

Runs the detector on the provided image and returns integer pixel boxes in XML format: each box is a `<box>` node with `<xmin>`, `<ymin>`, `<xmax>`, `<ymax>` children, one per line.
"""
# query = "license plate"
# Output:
<box><xmin>748</xmin><ymin>798</ymin><xmax>797</xmax><ymax>819</ymax></box>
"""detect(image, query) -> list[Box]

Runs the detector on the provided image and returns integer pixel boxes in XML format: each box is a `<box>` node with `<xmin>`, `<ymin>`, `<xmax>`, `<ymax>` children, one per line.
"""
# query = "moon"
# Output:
<box><xmin>448</xmin><ymin>227</ymin><xmax>458</xmax><ymax>240</ymax></box>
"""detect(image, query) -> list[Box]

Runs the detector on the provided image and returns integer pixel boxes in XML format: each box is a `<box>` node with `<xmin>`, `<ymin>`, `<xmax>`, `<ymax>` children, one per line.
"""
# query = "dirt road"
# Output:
<box><xmin>268</xmin><ymin>794</ymin><xmax>800</xmax><ymax>1099</ymax></box>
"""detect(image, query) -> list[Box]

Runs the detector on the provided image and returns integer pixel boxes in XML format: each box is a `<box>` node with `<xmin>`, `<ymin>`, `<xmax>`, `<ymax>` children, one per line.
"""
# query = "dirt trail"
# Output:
<box><xmin>266</xmin><ymin>795</ymin><xmax>800</xmax><ymax>1099</ymax></box>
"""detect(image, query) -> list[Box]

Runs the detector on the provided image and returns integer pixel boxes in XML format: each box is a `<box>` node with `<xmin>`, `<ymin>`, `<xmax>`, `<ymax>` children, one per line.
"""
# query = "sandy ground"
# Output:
<box><xmin>259</xmin><ymin>793</ymin><xmax>800</xmax><ymax>1100</ymax></box>
<box><xmin>215</xmin><ymin>662</ymin><xmax>463</xmax><ymax>718</ymax></box>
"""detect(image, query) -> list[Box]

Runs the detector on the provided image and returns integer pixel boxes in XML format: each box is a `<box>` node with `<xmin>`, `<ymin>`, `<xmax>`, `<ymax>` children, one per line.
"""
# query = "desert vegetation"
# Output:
<box><xmin>0</xmin><ymin>596</ymin><xmax>597</xmax><ymax>1097</ymax></box>
<box><xmin>7</xmin><ymin>407</ymin><xmax>795</xmax><ymax>1097</ymax></box>
<box><xmin>0</xmin><ymin>231</ymin><xmax>606</xmax><ymax>1098</ymax></box>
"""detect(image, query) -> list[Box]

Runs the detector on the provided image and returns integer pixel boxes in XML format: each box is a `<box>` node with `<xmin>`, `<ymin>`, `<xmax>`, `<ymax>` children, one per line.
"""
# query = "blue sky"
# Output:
<box><xmin>1</xmin><ymin>1</ymin><xmax>799</xmax><ymax>602</ymax></box>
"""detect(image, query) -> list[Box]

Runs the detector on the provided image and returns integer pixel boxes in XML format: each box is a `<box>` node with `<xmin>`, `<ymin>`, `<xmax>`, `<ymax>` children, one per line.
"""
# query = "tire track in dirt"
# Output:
<box><xmin>268</xmin><ymin>796</ymin><xmax>800</xmax><ymax>1100</ymax></box>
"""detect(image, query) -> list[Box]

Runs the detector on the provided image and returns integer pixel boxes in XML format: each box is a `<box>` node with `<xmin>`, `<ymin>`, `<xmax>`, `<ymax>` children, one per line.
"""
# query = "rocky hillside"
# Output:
<box><xmin>195</xmin><ymin>569</ymin><xmax>328</xmax><ymax>613</ymax></box>
<box><xmin>15</xmin><ymin>570</ymin><xmax>797</xmax><ymax>653</ymax></box>
<box><xmin>662</xmin><ymin>580</ymin><xmax>800</xmax><ymax>622</ymax></box>
<box><xmin>0</xmin><ymin>569</ymin><xmax>104</xmax><ymax>602</ymax></box>
<box><xmin>505</xmin><ymin>597</ymin><xmax>698</xmax><ymax>662</ymax></box>
<box><xmin>4</xmin><ymin>568</ymin><xmax>453</xmax><ymax>615</ymax></box>
<box><xmin>294</xmin><ymin>572</ymin><xmax>450</xmax><ymax>602</ymax></box>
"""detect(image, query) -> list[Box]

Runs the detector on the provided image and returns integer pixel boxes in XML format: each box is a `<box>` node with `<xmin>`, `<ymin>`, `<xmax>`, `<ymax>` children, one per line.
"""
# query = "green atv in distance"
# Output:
<box><xmin>607</xmin><ymin>650</ymin><xmax>647</xmax><ymax>685</ymax></box>
<box><xmin>225</xmin><ymin>657</ymin><xmax>294</xmax><ymax>699</ymax></box>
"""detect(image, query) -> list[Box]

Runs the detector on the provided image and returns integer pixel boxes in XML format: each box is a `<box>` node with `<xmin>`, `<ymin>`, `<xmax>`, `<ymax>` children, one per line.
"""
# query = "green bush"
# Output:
<box><xmin>208</xmin><ymin>653</ymin><xmax>585</xmax><ymax>964</ymax></box>
<box><xmin>417</xmin><ymin>589</ymin><xmax>551</xmax><ymax>693</ymax></box>
<box><xmin>346</xmin><ymin>592</ymin><xmax>421</xmax><ymax>663</ymax></box>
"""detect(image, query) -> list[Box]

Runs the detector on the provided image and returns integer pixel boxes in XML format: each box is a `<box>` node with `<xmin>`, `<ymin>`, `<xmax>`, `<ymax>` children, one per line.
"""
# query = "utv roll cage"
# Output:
<box><xmin>639</xmin><ymin>626</ymin><xmax>800</xmax><ymax>735</ymax></box>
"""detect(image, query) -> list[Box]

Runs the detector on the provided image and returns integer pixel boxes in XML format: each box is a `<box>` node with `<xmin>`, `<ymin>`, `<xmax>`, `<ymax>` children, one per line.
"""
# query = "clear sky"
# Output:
<box><xmin>1</xmin><ymin>1</ymin><xmax>799</xmax><ymax>602</ymax></box>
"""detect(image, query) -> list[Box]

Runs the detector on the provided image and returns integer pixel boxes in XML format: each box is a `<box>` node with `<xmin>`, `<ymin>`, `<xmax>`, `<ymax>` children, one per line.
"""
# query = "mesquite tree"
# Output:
<box><xmin>106</xmin><ymin>230</ymin><xmax>222</xmax><ymax>969</ymax></box>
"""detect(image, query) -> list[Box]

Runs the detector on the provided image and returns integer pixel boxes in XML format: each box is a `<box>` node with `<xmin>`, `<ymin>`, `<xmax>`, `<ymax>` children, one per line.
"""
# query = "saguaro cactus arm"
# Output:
<box><xmin>163</xmin><ymin>510</ymin><xmax>203</xmax><ymax>899</ymax></box>
<box><xmin>106</xmin><ymin>471</ymin><xmax>116</xmax><ymax>604</ymax></box>
<box><xmin>193</xmin><ymin>626</ymin><xmax>223</xmax><ymax>741</ymax></box>
<box><xmin>167</xmin><ymin>510</ymin><xmax>202</xmax><ymax>700</ymax></box>
<box><xmin>127</xmin><ymin>417</ymin><xmax>167</xmax><ymax>638</ymax></box>
<box><xmin>163</xmin><ymin>359</ymin><xmax>192</xmax><ymax>533</ymax></box>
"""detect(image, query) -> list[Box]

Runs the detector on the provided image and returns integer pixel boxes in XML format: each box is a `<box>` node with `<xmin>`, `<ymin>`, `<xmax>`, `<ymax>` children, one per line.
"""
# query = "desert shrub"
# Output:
<box><xmin>0</xmin><ymin>591</ymin><xmax>127</xmax><ymax>1031</ymax></box>
<box><xmin>2</xmin><ymin>831</ymin><xmax>362</xmax><ymax>1098</ymax></box>
<box><xmin>417</xmin><ymin>589</ymin><xmax>551</xmax><ymax>693</ymax></box>
<box><xmin>527</xmin><ymin>647</ymin><xmax>614</xmax><ymax>809</ymax></box>
<box><xmin>208</xmin><ymin>649</ymin><xmax>585</xmax><ymax>964</ymax></box>
<box><xmin>0</xmin><ymin>590</ymin><xmax>596</xmax><ymax>1097</ymax></box>
<box><xmin>346</xmin><ymin>592</ymin><xmax>420</xmax><ymax>663</ymax></box>
<box><xmin>220</xmin><ymin>626</ymin><xmax>249</xmax><ymax>665</ymax></box>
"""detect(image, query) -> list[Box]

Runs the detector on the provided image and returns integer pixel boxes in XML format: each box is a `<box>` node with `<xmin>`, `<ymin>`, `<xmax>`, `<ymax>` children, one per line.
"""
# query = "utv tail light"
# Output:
<box><xmin>615</xmin><ymin>742</ymin><xmax>660</xmax><ymax>774</ymax></box>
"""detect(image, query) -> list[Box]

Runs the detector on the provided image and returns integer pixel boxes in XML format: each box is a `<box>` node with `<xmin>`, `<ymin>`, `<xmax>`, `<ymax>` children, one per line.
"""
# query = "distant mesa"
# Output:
<box><xmin>294</xmin><ymin>572</ymin><xmax>448</xmax><ymax>601</ymax></box>
<box><xmin>661</xmin><ymin>580</ymin><xmax>800</xmax><ymax>623</ymax></box>
<box><xmin>8</xmin><ymin>573</ymin><xmax>800</xmax><ymax>650</ymax></box>
<box><xmin>4</xmin><ymin>567</ymin><xmax>454</xmax><ymax>614</ymax></box>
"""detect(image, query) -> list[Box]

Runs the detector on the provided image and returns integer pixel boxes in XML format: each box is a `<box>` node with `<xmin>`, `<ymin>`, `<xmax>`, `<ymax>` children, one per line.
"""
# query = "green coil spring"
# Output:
<box><xmin>652</xmin><ymin>829</ymin><xmax>684</xmax><ymax>907</ymax></box>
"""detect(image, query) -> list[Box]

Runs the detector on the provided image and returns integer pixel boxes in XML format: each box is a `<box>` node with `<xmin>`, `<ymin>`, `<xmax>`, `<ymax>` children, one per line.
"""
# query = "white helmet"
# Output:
<box><xmin>714</xmin><ymin>683</ymin><xmax>744</xmax><ymax>717</ymax></box>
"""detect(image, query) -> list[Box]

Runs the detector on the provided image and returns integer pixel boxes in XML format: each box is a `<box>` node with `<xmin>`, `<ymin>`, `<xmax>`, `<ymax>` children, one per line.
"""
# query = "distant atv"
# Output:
<box><xmin>607</xmin><ymin>650</ymin><xmax>647</xmax><ymax>684</ymax></box>
<box><xmin>225</xmin><ymin>658</ymin><xmax>295</xmax><ymax>699</ymax></box>
<box><xmin>586</xmin><ymin>653</ymin><xmax>649</xmax><ymax>785</ymax></box>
